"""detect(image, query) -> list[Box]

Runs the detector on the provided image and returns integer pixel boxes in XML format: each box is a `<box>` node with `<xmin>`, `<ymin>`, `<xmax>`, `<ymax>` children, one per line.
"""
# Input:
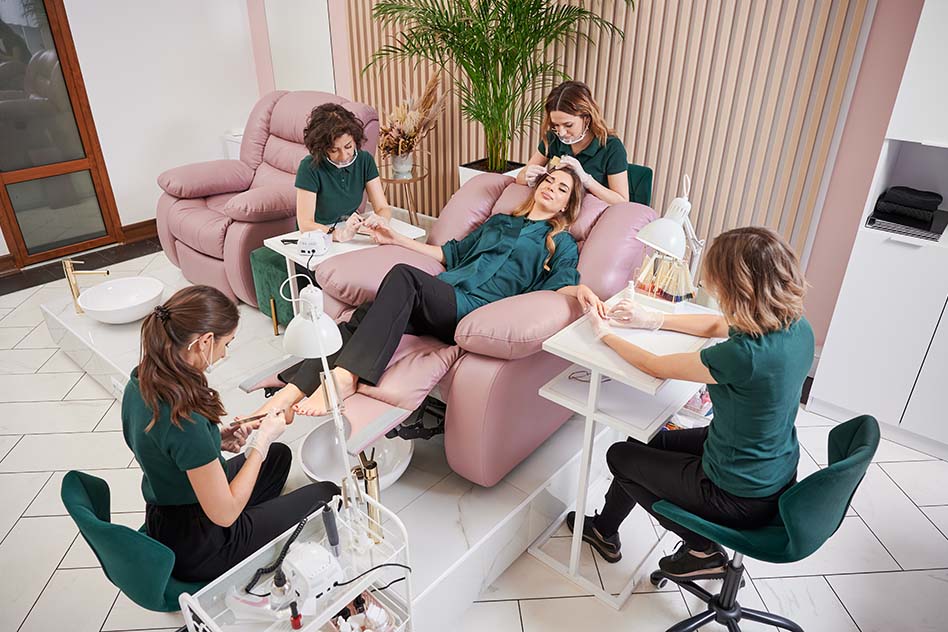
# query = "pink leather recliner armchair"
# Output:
<box><xmin>313</xmin><ymin>174</ymin><xmax>656</xmax><ymax>487</ymax></box>
<box><xmin>155</xmin><ymin>91</ymin><xmax>379</xmax><ymax>305</ymax></box>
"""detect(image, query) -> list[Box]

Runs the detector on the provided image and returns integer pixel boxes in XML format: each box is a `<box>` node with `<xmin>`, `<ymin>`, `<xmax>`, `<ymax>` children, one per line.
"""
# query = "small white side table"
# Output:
<box><xmin>529</xmin><ymin>295</ymin><xmax>718</xmax><ymax>609</ymax></box>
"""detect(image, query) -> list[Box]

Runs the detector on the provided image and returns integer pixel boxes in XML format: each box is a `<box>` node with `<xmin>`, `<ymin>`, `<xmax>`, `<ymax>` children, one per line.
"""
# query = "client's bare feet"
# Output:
<box><xmin>294</xmin><ymin>367</ymin><xmax>358</xmax><ymax>417</ymax></box>
<box><xmin>238</xmin><ymin>383</ymin><xmax>304</xmax><ymax>425</ymax></box>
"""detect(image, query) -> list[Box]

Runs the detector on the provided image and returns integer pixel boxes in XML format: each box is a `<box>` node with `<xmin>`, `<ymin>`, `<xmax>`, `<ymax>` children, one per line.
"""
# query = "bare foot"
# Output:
<box><xmin>239</xmin><ymin>384</ymin><xmax>304</xmax><ymax>425</ymax></box>
<box><xmin>293</xmin><ymin>368</ymin><xmax>358</xmax><ymax>417</ymax></box>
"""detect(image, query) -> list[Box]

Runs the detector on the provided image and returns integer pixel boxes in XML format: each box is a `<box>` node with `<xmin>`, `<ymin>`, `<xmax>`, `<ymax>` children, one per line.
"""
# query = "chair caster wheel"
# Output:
<box><xmin>650</xmin><ymin>570</ymin><xmax>668</xmax><ymax>588</ymax></box>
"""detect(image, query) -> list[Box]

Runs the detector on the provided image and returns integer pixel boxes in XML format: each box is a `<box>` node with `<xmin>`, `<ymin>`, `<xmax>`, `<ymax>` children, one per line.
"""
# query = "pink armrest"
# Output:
<box><xmin>222</xmin><ymin>185</ymin><xmax>296</xmax><ymax>222</ymax></box>
<box><xmin>315</xmin><ymin>245</ymin><xmax>445</xmax><ymax>307</ymax></box>
<box><xmin>454</xmin><ymin>290</ymin><xmax>585</xmax><ymax>360</ymax></box>
<box><xmin>157</xmin><ymin>160</ymin><xmax>254</xmax><ymax>199</ymax></box>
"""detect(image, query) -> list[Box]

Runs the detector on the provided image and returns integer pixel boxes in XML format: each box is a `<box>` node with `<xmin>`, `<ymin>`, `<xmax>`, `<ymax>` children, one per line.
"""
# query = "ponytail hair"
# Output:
<box><xmin>138</xmin><ymin>285</ymin><xmax>239</xmax><ymax>431</ymax></box>
<box><xmin>513</xmin><ymin>164</ymin><xmax>585</xmax><ymax>270</ymax></box>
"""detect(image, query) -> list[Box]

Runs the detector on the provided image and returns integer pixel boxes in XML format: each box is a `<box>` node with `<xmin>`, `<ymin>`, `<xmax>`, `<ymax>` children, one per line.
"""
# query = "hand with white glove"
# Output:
<box><xmin>334</xmin><ymin>213</ymin><xmax>363</xmax><ymax>242</ymax></box>
<box><xmin>607</xmin><ymin>299</ymin><xmax>665</xmax><ymax>330</ymax></box>
<box><xmin>244</xmin><ymin>410</ymin><xmax>286</xmax><ymax>460</ymax></box>
<box><xmin>361</xmin><ymin>213</ymin><xmax>390</xmax><ymax>230</ymax></box>
<box><xmin>557</xmin><ymin>155</ymin><xmax>593</xmax><ymax>188</ymax></box>
<box><xmin>588</xmin><ymin>309</ymin><xmax>615</xmax><ymax>341</ymax></box>
<box><xmin>524</xmin><ymin>164</ymin><xmax>547</xmax><ymax>188</ymax></box>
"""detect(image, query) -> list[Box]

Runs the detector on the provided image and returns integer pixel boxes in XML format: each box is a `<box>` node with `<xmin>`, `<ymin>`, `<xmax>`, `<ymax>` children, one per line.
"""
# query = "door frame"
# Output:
<box><xmin>0</xmin><ymin>0</ymin><xmax>123</xmax><ymax>268</ymax></box>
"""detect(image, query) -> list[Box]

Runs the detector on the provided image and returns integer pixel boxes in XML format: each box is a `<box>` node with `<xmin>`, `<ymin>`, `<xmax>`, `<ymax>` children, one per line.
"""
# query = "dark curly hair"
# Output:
<box><xmin>303</xmin><ymin>103</ymin><xmax>367</xmax><ymax>165</ymax></box>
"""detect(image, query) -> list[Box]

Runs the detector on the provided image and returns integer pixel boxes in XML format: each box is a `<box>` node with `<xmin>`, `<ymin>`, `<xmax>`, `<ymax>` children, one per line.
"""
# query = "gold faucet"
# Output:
<box><xmin>62</xmin><ymin>259</ymin><xmax>109</xmax><ymax>314</ymax></box>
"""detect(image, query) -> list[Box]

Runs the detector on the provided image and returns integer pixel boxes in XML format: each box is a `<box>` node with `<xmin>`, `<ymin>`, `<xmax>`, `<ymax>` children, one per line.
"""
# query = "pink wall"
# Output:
<box><xmin>805</xmin><ymin>0</ymin><xmax>923</xmax><ymax>345</ymax></box>
<box><xmin>246</xmin><ymin>0</ymin><xmax>275</xmax><ymax>95</ymax></box>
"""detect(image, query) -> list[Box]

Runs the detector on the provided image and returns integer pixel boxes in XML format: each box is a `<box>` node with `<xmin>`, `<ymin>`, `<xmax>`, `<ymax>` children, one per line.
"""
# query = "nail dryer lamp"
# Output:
<box><xmin>636</xmin><ymin>175</ymin><xmax>705</xmax><ymax>279</ymax></box>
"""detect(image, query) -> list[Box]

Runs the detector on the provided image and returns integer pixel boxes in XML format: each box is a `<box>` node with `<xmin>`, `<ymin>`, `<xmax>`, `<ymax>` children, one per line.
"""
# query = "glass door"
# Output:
<box><xmin>0</xmin><ymin>0</ymin><xmax>121</xmax><ymax>267</ymax></box>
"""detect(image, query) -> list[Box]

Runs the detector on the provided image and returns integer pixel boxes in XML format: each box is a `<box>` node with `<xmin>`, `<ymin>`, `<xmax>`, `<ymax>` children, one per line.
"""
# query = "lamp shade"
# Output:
<box><xmin>283</xmin><ymin>286</ymin><xmax>342</xmax><ymax>358</ymax></box>
<box><xmin>637</xmin><ymin>217</ymin><xmax>687</xmax><ymax>260</ymax></box>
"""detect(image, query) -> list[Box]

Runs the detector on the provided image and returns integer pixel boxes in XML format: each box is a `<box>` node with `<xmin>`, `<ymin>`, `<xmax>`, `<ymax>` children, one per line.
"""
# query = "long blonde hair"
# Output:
<box><xmin>513</xmin><ymin>165</ymin><xmax>584</xmax><ymax>270</ymax></box>
<box><xmin>702</xmin><ymin>227</ymin><xmax>807</xmax><ymax>337</ymax></box>
<box><xmin>542</xmin><ymin>81</ymin><xmax>612</xmax><ymax>146</ymax></box>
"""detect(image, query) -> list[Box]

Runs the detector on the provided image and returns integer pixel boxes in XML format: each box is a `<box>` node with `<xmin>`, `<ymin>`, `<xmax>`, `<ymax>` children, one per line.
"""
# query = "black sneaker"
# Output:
<box><xmin>565</xmin><ymin>511</ymin><xmax>622</xmax><ymax>563</ymax></box>
<box><xmin>658</xmin><ymin>541</ymin><xmax>728</xmax><ymax>579</ymax></box>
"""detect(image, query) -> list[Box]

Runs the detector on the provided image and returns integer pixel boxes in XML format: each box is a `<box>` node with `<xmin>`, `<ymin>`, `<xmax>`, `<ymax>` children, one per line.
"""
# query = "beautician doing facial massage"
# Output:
<box><xmin>570</xmin><ymin>227</ymin><xmax>814</xmax><ymax>581</ymax></box>
<box><xmin>122</xmin><ymin>285</ymin><xmax>339</xmax><ymax>582</ymax></box>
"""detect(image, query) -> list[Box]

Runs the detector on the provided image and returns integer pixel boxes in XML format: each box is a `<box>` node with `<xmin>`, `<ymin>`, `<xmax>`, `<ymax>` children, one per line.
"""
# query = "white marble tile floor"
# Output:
<box><xmin>3</xmin><ymin>252</ymin><xmax>948</xmax><ymax>631</ymax></box>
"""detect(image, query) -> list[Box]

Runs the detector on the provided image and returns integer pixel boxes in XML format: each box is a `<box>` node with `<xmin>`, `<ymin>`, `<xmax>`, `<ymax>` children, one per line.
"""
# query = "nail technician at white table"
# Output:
<box><xmin>122</xmin><ymin>285</ymin><xmax>340</xmax><ymax>582</ymax></box>
<box><xmin>570</xmin><ymin>227</ymin><xmax>814</xmax><ymax>581</ymax></box>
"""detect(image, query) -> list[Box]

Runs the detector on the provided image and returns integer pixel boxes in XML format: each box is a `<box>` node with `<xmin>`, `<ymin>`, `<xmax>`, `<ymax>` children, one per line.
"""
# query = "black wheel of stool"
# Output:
<box><xmin>649</xmin><ymin>570</ymin><xmax>668</xmax><ymax>588</ymax></box>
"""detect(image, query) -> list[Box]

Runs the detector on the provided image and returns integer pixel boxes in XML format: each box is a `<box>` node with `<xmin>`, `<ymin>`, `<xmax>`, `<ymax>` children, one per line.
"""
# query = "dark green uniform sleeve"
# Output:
<box><xmin>605</xmin><ymin>137</ymin><xmax>629</xmax><ymax>176</ymax></box>
<box><xmin>700</xmin><ymin>336</ymin><xmax>755</xmax><ymax>385</ymax></box>
<box><xmin>362</xmin><ymin>150</ymin><xmax>380</xmax><ymax>181</ymax></box>
<box><xmin>165</xmin><ymin>413</ymin><xmax>221</xmax><ymax>471</ymax></box>
<box><xmin>294</xmin><ymin>156</ymin><xmax>320</xmax><ymax>193</ymax></box>
<box><xmin>538</xmin><ymin>232</ymin><xmax>580</xmax><ymax>291</ymax></box>
<box><xmin>441</xmin><ymin>216</ymin><xmax>493</xmax><ymax>269</ymax></box>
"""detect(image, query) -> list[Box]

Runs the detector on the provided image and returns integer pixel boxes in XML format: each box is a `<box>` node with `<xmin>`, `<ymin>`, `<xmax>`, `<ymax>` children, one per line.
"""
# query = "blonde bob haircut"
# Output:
<box><xmin>542</xmin><ymin>81</ymin><xmax>612</xmax><ymax>146</ymax></box>
<box><xmin>702</xmin><ymin>227</ymin><xmax>806</xmax><ymax>337</ymax></box>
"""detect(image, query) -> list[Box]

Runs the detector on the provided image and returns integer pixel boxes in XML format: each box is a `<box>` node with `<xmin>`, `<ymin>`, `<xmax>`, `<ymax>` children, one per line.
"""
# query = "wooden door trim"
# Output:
<box><xmin>0</xmin><ymin>158</ymin><xmax>90</xmax><ymax>185</ymax></box>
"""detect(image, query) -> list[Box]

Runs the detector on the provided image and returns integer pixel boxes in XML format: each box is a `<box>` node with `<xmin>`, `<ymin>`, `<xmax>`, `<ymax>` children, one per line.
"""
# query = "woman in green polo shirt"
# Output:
<box><xmin>516</xmin><ymin>81</ymin><xmax>630</xmax><ymax>205</ymax></box>
<box><xmin>569</xmin><ymin>227</ymin><xmax>814</xmax><ymax>581</ymax></box>
<box><xmin>296</xmin><ymin>103</ymin><xmax>393</xmax><ymax>241</ymax></box>
<box><xmin>245</xmin><ymin>165</ymin><xmax>605</xmax><ymax>419</ymax></box>
<box><xmin>122</xmin><ymin>285</ymin><xmax>340</xmax><ymax>582</ymax></box>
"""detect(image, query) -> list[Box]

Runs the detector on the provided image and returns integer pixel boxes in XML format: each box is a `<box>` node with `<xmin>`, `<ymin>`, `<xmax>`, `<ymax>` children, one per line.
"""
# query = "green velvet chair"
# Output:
<box><xmin>651</xmin><ymin>415</ymin><xmax>880</xmax><ymax>632</ymax></box>
<box><xmin>60</xmin><ymin>470</ymin><xmax>205</xmax><ymax>612</ymax></box>
<box><xmin>628</xmin><ymin>163</ymin><xmax>654</xmax><ymax>206</ymax></box>
<box><xmin>251</xmin><ymin>245</ymin><xmax>298</xmax><ymax>328</ymax></box>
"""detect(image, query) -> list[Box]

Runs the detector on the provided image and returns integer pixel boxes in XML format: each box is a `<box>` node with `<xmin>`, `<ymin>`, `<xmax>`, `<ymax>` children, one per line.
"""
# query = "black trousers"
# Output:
<box><xmin>280</xmin><ymin>263</ymin><xmax>458</xmax><ymax>395</ymax></box>
<box><xmin>596</xmin><ymin>427</ymin><xmax>793</xmax><ymax>551</ymax></box>
<box><xmin>145</xmin><ymin>443</ymin><xmax>340</xmax><ymax>582</ymax></box>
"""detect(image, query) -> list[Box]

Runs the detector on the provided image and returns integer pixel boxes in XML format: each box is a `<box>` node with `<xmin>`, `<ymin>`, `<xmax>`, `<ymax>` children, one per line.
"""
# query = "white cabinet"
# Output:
<box><xmin>887</xmin><ymin>0</ymin><xmax>948</xmax><ymax>146</ymax></box>
<box><xmin>901</xmin><ymin>303</ymin><xmax>948</xmax><ymax>443</ymax></box>
<box><xmin>810</xmin><ymin>228</ymin><xmax>948</xmax><ymax>425</ymax></box>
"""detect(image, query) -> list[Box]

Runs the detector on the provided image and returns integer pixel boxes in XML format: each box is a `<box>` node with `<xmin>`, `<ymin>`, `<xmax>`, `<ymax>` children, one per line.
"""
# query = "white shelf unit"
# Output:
<box><xmin>808</xmin><ymin>1</ymin><xmax>948</xmax><ymax>454</ymax></box>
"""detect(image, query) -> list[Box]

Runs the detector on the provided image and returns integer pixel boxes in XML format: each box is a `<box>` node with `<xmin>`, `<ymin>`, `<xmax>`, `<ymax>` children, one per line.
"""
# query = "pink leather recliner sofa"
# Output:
<box><xmin>313</xmin><ymin>174</ymin><xmax>656</xmax><ymax>487</ymax></box>
<box><xmin>155</xmin><ymin>91</ymin><xmax>379</xmax><ymax>305</ymax></box>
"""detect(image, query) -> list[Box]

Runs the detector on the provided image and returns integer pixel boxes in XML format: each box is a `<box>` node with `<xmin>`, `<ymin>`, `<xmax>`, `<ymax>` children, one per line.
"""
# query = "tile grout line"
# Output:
<box><xmin>0</xmin><ymin>470</ymin><xmax>54</xmax><ymax>547</ymax></box>
<box><xmin>822</xmin><ymin>574</ymin><xmax>863</xmax><ymax>632</ymax></box>
<box><xmin>98</xmin><ymin>590</ymin><xmax>122</xmax><ymax>632</ymax></box>
<box><xmin>0</xmin><ymin>434</ymin><xmax>26</xmax><ymax>464</ymax></box>
<box><xmin>877</xmin><ymin>463</ymin><xmax>948</xmax><ymax>545</ymax></box>
<box><xmin>93</xmin><ymin>400</ymin><xmax>119</xmax><ymax>432</ymax></box>
<box><xmin>16</xmin><ymin>521</ymin><xmax>81</xmax><ymax>632</ymax></box>
<box><xmin>516</xmin><ymin>599</ymin><xmax>525</xmax><ymax>632</ymax></box>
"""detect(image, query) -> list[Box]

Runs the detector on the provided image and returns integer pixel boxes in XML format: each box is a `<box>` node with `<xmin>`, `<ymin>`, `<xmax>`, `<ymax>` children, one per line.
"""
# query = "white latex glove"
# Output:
<box><xmin>244</xmin><ymin>410</ymin><xmax>286</xmax><ymax>460</ymax></box>
<box><xmin>334</xmin><ymin>214</ymin><xmax>363</xmax><ymax>242</ymax></box>
<box><xmin>607</xmin><ymin>299</ymin><xmax>665</xmax><ymax>330</ymax></box>
<box><xmin>558</xmin><ymin>155</ymin><xmax>593</xmax><ymax>188</ymax></box>
<box><xmin>524</xmin><ymin>164</ymin><xmax>547</xmax><ymax>188</ymax></box>
<box><xmin>588</xmin><ymin>310</ymin><xmax>614</xmax><ymax>341</ymax></box>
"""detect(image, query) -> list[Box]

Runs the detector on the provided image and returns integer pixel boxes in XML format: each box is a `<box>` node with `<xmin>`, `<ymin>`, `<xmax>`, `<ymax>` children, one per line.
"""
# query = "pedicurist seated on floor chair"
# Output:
<box><xmin>245</xmin><ymin>165</ymin><xmax>604</xmax><ymax>419</ymax></box>
<box><xmin>296</xmin><ymin>103</ymin><xmax>393</xmax><ymax>242</ymax></box>
<box><xmin>569</xmin><ymin>227</ymin><xmax>814</xmax><ymax>581</ymax></box>
<box><xmin>122</xmin><ymin>285</ymin><xmax>339</xmax><ymax>582</ymax></box>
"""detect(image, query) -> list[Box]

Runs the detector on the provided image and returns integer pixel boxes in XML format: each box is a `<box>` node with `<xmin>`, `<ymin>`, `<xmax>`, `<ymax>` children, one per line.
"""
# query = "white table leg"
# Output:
<box><xmin>286</xmin><ymin>256</ymin><xmax>300</xmax><ymax>316</ymax></box>
<box><xmin>568</xmin><ymin>369</ymin><xmax>601</xmax><ymax>575</ymax></box>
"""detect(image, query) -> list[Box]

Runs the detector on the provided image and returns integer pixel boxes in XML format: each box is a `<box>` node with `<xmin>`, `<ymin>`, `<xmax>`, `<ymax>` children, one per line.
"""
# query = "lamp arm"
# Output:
<box><xmin>682</xmin><ymin>216</ymin><xmax>706</xmax><ymax>279</ymax></box>
<box><xmin>312</xmin><ymin>307</ymin><xmax>355</xmax><ymax>488</ymax></box>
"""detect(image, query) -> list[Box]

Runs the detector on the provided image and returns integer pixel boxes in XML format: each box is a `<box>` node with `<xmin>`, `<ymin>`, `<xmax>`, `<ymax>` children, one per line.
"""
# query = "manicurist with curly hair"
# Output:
<box><xmin>296</xmin><ymin>103</ymin><xmax>392</xmax><ymax>242</ymax></box>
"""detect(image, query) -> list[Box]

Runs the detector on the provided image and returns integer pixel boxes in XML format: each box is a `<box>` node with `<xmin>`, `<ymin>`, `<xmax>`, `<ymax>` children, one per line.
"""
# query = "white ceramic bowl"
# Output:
<box><xmin>299</xmin><ymin>421</ymin><xmax>414</xmax><ymax>490</ymax></box>
<box><xmin>78</xmin><ymin>276</ymin><xmax>165</xmax><ymax>324</ymax></box>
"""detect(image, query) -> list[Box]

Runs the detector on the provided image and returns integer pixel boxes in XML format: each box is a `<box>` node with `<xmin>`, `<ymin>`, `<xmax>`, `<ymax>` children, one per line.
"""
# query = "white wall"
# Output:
<box><xmin>265</xmin><ymin>0</ymin><xmax>334</xmax><ymax>93</ymax></box>
<box><xmin>63</xmin><ymin>0</ymin><xmax>260</xmax><ymax>226</ymax></box>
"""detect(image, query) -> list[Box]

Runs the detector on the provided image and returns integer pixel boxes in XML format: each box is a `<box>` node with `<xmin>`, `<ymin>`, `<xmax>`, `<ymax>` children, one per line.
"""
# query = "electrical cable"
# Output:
<box><xmin>244</xmin><ymin>499</ymin><xmax>329</xmax><ymax>595</ymax></box>
<box><xmin>333</xmin><ymin>563</ymin><xmax>412</xmax><ymax>588</ymax></box>
<box><xmin>369</xmin><ymin>577</ymin><xmax>406</xmax><ymax>594</ymax></box>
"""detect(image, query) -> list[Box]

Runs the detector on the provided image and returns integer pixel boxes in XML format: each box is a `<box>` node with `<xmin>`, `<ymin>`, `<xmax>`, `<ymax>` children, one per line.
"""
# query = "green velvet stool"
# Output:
<box><xmin>250</xmin><ymin>246</ymin><xmax>297</xmax><ymax>330</ymax></box>
<box><xmin>650</xmin><ymin>415</ymin><xmax>880</xmax><ymax>632</ymax></box>
<box><xmin>60</xmin><ymin>471</ymin><xmax>205</xmax><ymax>612</ymax></box>
<box><xmin>628</xmin><ymin>163</ymin><xmax>654</xmax><ymax>206</ymax></box>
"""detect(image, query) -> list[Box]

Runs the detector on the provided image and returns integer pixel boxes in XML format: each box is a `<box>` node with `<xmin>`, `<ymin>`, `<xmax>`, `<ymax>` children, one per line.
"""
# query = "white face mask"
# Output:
<box><xmin>188</xmin><ymin>334</ymin><xmax>230</xmax><ymax>374</ymax></box>
<box><xmin>556</xmin><ymin>126</ymin><xmax>588</xmax><ymax>145</ymax></box>
<box><xmin>327</xmin><ymin>152</ymin><xmax>357</xmax><ymax>169</ymax></box>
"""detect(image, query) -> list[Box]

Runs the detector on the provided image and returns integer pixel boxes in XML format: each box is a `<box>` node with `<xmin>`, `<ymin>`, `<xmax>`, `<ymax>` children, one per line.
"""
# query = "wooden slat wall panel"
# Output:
<box><xmin>345</xmin><ymin>0</ymin><xmax>869</xmax><ymax>258</ymax></box>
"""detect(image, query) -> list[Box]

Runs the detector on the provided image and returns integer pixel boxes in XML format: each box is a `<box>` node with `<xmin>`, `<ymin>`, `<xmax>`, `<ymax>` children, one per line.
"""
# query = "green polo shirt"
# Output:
<box><xmin>699</xmin><ymin>318</ymin><xmax>814</xmax><ymax>498</ymax></box>
<box><xmin>122</xmin><ymin>368</ymin><xmax>225</xmax><ymax>506</ymax></box>
<box><xmin>538</xmin><ymin>132</ymin><xmax>628</xmax><ymax>187</ymax></box>
<box><xmin>294</xmin><ymin>150</ymin><xmax>380</xmax><ymax>225</ymax></box>
<box><xmin>438</xmin><ymin>213</ymin><xmax>580</xmax><ymax>319</ymax></box>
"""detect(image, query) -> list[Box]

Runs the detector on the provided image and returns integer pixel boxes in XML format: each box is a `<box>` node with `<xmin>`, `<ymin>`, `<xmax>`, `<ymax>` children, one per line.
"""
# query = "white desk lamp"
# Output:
<box><xmin>636</xmin><ymin>175</ymin><xmax>705</xmax><ymax>280</ymax></box>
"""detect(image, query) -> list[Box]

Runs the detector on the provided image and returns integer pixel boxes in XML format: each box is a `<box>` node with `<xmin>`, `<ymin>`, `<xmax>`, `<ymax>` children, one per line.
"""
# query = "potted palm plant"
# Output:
<box><xmin>368</xmin><ymin>0</ymin><xmax>632</xmax><ymax>185</ymax></box>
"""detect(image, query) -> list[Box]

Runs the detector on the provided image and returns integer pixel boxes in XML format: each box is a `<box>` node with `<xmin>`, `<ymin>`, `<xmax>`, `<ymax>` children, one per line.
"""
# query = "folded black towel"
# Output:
<box><xmin>881</xmin><ymin>186</ymin><xmax>942</xmax><ymax>211</ymax></box>
<box><xmin>876</xmin><ymin>200</ymin><xmax>935</xmax><ymax>221</ymax></box>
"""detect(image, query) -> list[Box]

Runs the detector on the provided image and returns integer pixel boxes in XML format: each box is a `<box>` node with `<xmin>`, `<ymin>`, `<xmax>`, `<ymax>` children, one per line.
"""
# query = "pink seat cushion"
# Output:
<box><xmin>315</xmin><ymin>245</ymin><xmax>445</xmax><ymax>307</ymax></box>
<box><xmin>453</xmin><ymin>290</ymin><xmax>585</xmax><ymax>360</ymax></box>
<box><xmin>166</xmin><ymin>202</ymin><xmax>234</xmax><ymax>259</ymax></box>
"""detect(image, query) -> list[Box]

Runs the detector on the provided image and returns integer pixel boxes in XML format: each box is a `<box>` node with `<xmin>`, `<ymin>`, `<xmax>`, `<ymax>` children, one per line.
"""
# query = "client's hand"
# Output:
<box><xmin>334</xmin><ymin>214</ymin><xmax>363</xmax><ymax>242</ymax></box>
<box><xmin>244</xmin><ymin>410</ymin><xmax>286</xmax><ymax>460</ymax></box>
<box><xmin>589</xmin><ymin>310</ymin><xmax>614</xmax><ymax>341</ymax></box>
<box><xmin>367</xmin><ymin>221</ymin><xmax>400</xmax><ymax>246</ymax></box>
<box><xmin>524</xmin><ymin>164</ymin><xmax>547</xmax><ymax>187</ymax></box>
<box><xmin>575</xmin><ymin>284</ymin><xmax>606</xmax><ymax>317</ymax></box>
<box><xmin>607</xmin><ymin>299</ymin><xmax>665</xmax><ymax>330</ymax></box>
<box><xmin>220</xmin><ymin>422</ymin><xmax>254</xmax><ymax>453</ymax></box>
<box><xmin>362</xmin><ymin>213</ymin><xmax>390</xmax><ymax>230</ymax></box>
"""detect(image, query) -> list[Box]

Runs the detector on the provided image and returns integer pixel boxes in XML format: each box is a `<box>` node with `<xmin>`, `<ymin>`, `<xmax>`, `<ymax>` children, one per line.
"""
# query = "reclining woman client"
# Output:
<box><xmin>572</xmin><ymin>227</ymin><xmax>814</xmax><ymax>581</ymax></box>
<box><xmin>249</xmin><ymin>165</ymin><xmax>604</xmax><ymax>419</ymax></box>
<box><xmin>123</xmin><ymin>286</ymin><xmax>340</xmax><ymax>582</ymax></box>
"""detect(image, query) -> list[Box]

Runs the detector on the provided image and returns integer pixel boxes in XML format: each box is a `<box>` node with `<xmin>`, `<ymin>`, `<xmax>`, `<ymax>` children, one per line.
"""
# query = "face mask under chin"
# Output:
<box><xmin>327</xmin><ymin>152</ymin><xmax>357</xmax><ymax>168</ymax></box>
<box><xmin>557</xmin><ymin>126</ymin><xmax>588</xmax><ymax>146</ymax></box>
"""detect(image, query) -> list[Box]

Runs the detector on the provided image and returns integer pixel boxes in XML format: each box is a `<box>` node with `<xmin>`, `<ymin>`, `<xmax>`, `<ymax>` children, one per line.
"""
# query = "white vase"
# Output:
<box><xmin>392</xmin><ymin>153</ymin><xmax>413</xmax><ymax>178</ymax></box>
